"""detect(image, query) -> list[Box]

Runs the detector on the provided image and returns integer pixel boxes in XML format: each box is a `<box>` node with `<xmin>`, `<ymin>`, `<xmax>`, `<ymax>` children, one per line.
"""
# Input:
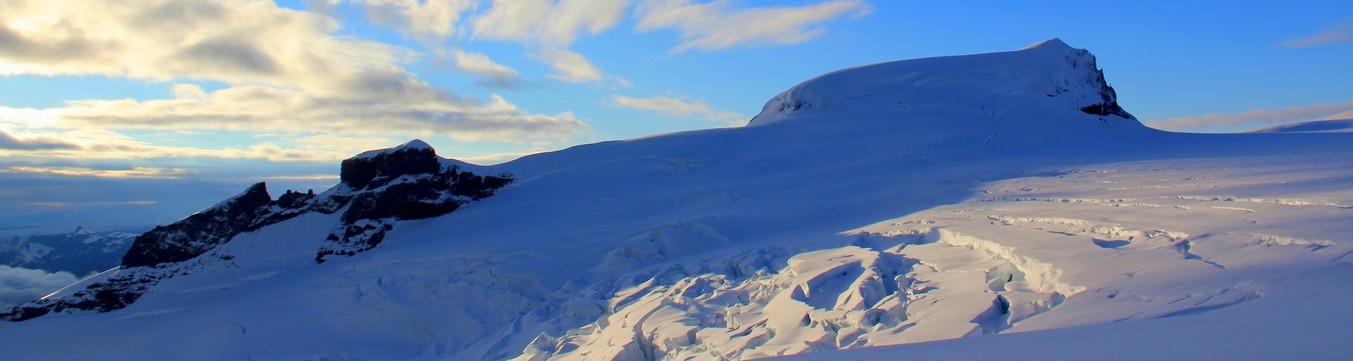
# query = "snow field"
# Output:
<box><xmin>3</xmin><ymin>39</ymin><xmax>1351</xmax><ymax>361</ymax></box>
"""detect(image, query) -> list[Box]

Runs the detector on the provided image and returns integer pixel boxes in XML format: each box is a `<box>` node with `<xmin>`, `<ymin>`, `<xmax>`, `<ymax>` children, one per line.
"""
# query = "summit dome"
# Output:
<box><xmin>749</xmin><ymin>38</ymin><xmax>1139</xmax><ymax>129</ymax></box>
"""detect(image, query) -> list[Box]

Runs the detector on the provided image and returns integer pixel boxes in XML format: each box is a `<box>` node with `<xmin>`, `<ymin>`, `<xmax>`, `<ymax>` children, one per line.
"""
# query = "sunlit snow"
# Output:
<box><xmin>2</xmin><ymin>39</ymin><xmax>1350</xmax><ymax>360</ymax></box>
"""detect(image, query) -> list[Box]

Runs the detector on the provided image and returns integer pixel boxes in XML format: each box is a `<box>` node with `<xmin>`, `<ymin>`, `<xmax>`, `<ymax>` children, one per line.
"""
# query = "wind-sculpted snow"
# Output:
<box><xmin>514</xmin><ymin>228</ymin><xmax>1083</xmax><ymax>360</ymax></box>
<box><xmin>782</xmin><ymin>158</ymin><xmax>1353</xmax><ymax>360</ymax></box>
<box><xmin>3</xmin><ymin>40</ymin><xmax>1353</xmax><ymax>360</ymax></box>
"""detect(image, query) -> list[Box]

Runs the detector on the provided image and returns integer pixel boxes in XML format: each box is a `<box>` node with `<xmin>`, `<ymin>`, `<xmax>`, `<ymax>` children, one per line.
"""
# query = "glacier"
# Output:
<box><xmin>1</xmin><ymin>39</ymin><xmax>1351</xmax><ymax>360</ymax></box>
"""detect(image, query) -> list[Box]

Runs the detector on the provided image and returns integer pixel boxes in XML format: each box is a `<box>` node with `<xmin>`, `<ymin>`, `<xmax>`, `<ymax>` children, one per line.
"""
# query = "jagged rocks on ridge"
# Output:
<box><xmin>2</xmin><ymin>140</ymin><xmax>511</xmax><ymax>321</ymax></box>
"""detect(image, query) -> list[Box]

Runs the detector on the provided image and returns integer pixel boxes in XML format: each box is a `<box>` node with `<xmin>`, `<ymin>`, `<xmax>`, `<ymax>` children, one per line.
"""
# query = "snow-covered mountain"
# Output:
<box><xmin>1253</xmin><ymin>109</ymin><xmax>1353</xmax><ymax>133</ymax></box>
<box><xmin>1254</xmin><ymin>118</ymin><xmax>1353</xmax><ymax>133</ymax></box>
<box><xmin>1</xmin><ymin>227</ymin><xmax>138</xmax><ymax>276</ymax></box>
<box><xmin>0</xmin><ymin>228</ymin><xmax>138</xmax><ymax>308</ymax></box>
<box><xmin>2</xmin><ymin>39</ymin><xmax>1351</xmax><ymax>360</ymax></box>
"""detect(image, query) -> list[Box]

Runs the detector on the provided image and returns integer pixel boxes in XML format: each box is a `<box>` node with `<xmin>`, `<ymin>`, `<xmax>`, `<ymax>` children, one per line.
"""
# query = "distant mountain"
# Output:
<box><xmin>3</xmin><ymin>39</ymin><xmax>1351</xmax><ymax>361</ymax></box>
<box><xmin>1252</xmin><ymin>118</ymin><xmax>1353</xmax><ymax>133</ymax></box>
<box><xmin>0</xmin><ymin>227</ymin><xmax>138</xmax><ymax>276</ymax></box>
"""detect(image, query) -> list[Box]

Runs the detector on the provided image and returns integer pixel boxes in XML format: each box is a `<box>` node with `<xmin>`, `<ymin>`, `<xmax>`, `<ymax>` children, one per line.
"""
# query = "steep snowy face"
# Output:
<box><xmin>749</xmin><ymin>38</ymin><xmax>1138</xmax><ymax>128</ymax></box>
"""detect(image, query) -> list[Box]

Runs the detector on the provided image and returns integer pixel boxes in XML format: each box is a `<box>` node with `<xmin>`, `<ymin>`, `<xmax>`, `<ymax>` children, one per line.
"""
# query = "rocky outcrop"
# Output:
<box><xmin>1071</xmin><ymin>52</ymin><xmax>1134</xmax><ymax>120</ymax></box>
<box><xmin>314</xmin><ymin>141</ymin><xmax>513</xmax><ymax>262</ymax></box>
<box><xmin>119</xmin><ymin>181</ymin><xmax>322</xmax><ymax>269</ymax></box>
<box><xmin>0</xmin><ymin>271</ymin><xmax>155</xmax><ymax>321</ymax></box>
<box><xmin>121</xmin><ymin>182</ymin><xmax>275</xmax><ymax>268</ymax></box>
<box><xmin>3</xmin><ymin>140</ymin><xmax>512</xmax><ymax>321</ymax></box>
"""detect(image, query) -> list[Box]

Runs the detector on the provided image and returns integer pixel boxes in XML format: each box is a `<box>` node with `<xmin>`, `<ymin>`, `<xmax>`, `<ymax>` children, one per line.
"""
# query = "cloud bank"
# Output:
<box><xmin>1146</xmin><ymin>101</ymin><xmax>1353</xmax><ymax>131</ymax></box>
<box><xmin>635</xmin><ymin>0</ymin><xmax>873</xmax><ymax>52</ymax></box>
<box><xmin>608</xmin><ymin>93</ymin><xmax>747</xmax><ymax>125</ymax></box>
<box><xmin>1282</xmin><ymin>18</ymin><xmax>1353</xmax><ymax>47</ymax></box>
<box><xmin>0</xmin><ymin>265</ymin><xmax>78</xmax><ymax>308</ymax></box>
<box><xmin>0</xmin><ymin>0</ymin><xmax>586</xmax><ymax>144</ymax></box>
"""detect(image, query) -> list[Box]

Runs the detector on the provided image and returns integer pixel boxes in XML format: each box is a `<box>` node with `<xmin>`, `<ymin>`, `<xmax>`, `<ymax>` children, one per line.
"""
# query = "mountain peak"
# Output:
<box><xmin>748</xmin><ymin>39</ymin><xmax>1139</xmax><ymax>129</ymax></box>
<box><xmin>396</xmin><ymin>139</ymin><xmax>432</xmax><ymax>151</ymax></box>
<box><xmin>342</xmin><ymin>140</ymin><xmax>441</xmax><ymax>190</ymax></box>
<box><xmin>353</xmin><ymin>139</ymin><xmax>434</xmax><ymax>159</ymax></box>
<box><xmin>1021</xmin><ymin>37</ymin><xmax>1073</xmax><ymax>51</ymax></box>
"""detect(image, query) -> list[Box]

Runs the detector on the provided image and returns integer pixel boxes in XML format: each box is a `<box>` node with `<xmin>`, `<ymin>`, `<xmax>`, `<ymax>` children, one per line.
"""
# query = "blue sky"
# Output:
<box><xmin>1</xmin><ymin>0</ymin><xmax>1351</xmax><ymax>235</ymax></box>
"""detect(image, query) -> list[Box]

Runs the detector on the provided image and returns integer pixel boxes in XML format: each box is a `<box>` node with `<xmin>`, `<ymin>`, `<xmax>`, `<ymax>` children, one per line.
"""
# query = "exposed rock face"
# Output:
<box><xmin>121</xmin><ymin>182</ymin><xmax>278</xmax><ymax>268</ymax></box>
<box><xmin>339</xmin><ymin>142</ymin><xmax>441</xmax><ymax>189</ymax></box>
<box><xmin>314</xmin><ymin>141</ymin><xmax>512</xmax><ymax>262</ymax></box>
<box><xmin>1070</xmin><ymin>50</ymin><xmax>1134</xmax><ymax>120</ymax></box>
<box><xmin>2</xmin><ymin>140</ymin><xmax>511</xmax><ymax>321</ymax></box>
<box><xmin>0</xmin><ymin>271</ymin><xmax>156</xmax><ymax>322</ymax></box>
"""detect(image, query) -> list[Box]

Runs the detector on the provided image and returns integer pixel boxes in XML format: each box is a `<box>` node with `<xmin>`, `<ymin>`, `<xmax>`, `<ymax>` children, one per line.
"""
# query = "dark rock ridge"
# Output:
<box><xmin>121</xmin><ymin>182</ymin><xmax>292</xmax><ymax>268</ymax></box>
<box><xmin>314</xmin><ymin>141</ymin><xmax>512</xmax><ymax>262</ymax></box>
<box><xmin>2</xmin><ymin>140</ymin><xmax>512</xmax><ymax>321</ymax></box>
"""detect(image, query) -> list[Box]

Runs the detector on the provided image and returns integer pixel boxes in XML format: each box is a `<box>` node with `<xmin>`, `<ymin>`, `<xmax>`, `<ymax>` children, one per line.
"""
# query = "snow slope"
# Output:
<box><xmin>2</xmin><ymin>39</ymin><xmax>1351</xmax><ymax>360</ymax></box>
<box><xmin>778</xmin><ymin>156</ymin><xmax>1353</xmax><ymax>360</ymax></box>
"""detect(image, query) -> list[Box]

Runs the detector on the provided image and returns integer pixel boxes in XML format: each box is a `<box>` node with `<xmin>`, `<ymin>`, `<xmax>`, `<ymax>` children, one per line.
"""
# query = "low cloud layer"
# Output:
<box><xmin>635</xmin><ymin>0</ymin><xmax>872</xmax><ymax>52</ymax></box>
<box><xmin>0</xmin><ymin>130</ymin><xmax>79</xmax><ymax>151</ymax></box>
<box><xmin>608</xmin><ymin>93</ymin><xmax>747</xmax><ymax>125</ymax></box>
<box><xmin>1282</xmin><ymin>18</ymin><xmax>1353</xmax><ymax>47</ymax></box>
<box><xmin>1146</xmin><ymin>101</ymin><xmax>1353</xmax><ymax>131</ymax></box>
<box><xmin>0</xmin><ymin>265</ymin><xmax>78</xmax><ymax>308</ymax></box>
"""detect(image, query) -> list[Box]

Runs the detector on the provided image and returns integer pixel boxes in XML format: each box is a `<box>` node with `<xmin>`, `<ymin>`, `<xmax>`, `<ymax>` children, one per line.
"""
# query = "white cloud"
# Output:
<box><xmin>0</xmin><ymin>265</ymin><xmax>77</xmax><ymax>308</ymax></box>
<box><xmin>0</xmin><ymin>165</ymin><xmax>191</xmax><ymax>179</ymax></box>
<box><xmin>469</xmin><ymin>0</ymin><xmax>632</xmax><ymax>84</ymax></box>
<box><xmin>1322</xmin><ymin>109</ymin><xmax>1353</xmax><ymax>120</ymax></box>
<box><xmin>608</xmin><ymin>93</ymin><xmax>747</xmax><ymax>125</ymax></box>
<box><xmin>7</xmin><ymin>82</ymin><xmax>582</xmax><ymax>141</ymax></box>
<box><xmin>470</xmin><ymin>0</ymin><xmax>631</xmax><ymax>46</ymax></box>
<box><xmin>1146</xmin><ymin>101</ymin><xmax>1353</xmax><ymax>131</ymax></box>
<box><xmin>0</xmin><ymin>0</ymin><xmax>403</xmax><ymax>87</ymax></box>
<box><xmin>451</xmin><ymin>49</ymin><xmax>528</xmax><ymax>88</ymax></box>
<box><xmin>535</xmin><ymin>48</ymin><xmax>605</xmax><ymax>84</ymax></box>
<box><xmin>634</xmin><ymin>0</ymin><xmax>872</xmax><ymax>53</ymax></box>
<box><xmin>0</xmin><ymin>129</ymin><xmax>79</xmax><ymax>150</ymax></box>
<box><xmin>361</xmin><ymin>0</ymin><xmax>475</xmax><ymax>38</ymax></box>
<box><xmin>1282</xmin><ymin>18</ymin><xmax>1353</xmax><ymax>47</ymax></box>
<box><xmin>0</xmin><ymin>0</ymin><xmax>586</xmax><ymax>154</ymax></box>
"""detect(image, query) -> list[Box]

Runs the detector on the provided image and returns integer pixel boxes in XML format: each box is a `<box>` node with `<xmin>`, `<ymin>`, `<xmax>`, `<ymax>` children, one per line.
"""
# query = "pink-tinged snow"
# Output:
<box><xmin>2</xmin><ymin>39</ymin><xmax>1351</xmax><ymax>360</ymax></box>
